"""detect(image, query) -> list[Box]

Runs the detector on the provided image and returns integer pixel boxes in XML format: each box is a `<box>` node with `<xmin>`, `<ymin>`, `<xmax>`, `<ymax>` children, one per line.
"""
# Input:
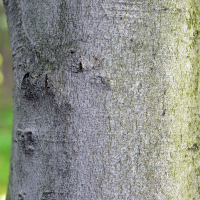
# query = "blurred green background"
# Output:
<box><xmin>0</xmin><ymin>0</ymin><xmax>13</xmax><ymax>199</ymax></box>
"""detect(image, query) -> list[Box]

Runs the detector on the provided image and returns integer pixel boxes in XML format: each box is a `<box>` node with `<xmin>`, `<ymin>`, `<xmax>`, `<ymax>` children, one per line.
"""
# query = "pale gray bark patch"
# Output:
<box><xmin>4</xmin><ymin>0</ymin><xmax>169</xmax><ymax>199</ymax></box>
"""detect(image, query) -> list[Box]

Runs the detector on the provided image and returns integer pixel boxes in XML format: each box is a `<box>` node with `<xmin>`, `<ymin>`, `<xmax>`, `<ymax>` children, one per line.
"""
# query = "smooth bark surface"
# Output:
<box><xmin>4</xmin><ymin>0</ymin><xmax>200</xmax><ymax>199</ymax></box>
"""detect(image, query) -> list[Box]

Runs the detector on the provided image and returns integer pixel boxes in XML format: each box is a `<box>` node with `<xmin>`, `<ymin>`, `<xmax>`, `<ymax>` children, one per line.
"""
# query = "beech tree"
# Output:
<box><xmin>4</xmin><ymin>0</ymin><xmax>200</xmax><ymax>199</ymax></box>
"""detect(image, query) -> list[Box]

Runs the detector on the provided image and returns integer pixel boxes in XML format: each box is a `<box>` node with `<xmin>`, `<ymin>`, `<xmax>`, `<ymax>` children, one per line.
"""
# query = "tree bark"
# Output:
<box><xmin>4</xmin><ymin>0</ymin><xmax>200</xmax><ymax>199</ymax></box>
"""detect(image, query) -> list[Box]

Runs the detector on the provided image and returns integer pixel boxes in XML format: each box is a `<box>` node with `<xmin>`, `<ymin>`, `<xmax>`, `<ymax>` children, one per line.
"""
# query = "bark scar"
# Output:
<box><xmin>45</xmin><ymin>74</ymin><xmax>48</xmax><ymax>92</ymax></box>
<box><xmin>64</xmin><ymin>117</ymin><xmax>67</xmax><ymax>131</ymax></box>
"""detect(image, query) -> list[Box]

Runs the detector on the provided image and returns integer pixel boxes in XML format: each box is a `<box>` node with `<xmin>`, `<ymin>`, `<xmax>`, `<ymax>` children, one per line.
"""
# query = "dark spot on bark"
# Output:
<box><xmin>79</xmin><ymin>62</ymin><xmax>83</xmax><ymax>71</ymax></box>
<box><xmin>24</xmin><ymin>87</ymin><xmax>39</xmax><ymax>101</ymax></box>
<box><xmin>45</xmin><ymin>74</ymin><xmax>50</xmax><ymax>92</ymax></box>
<box><xmin>162</xmin><ymin>109</ymin><xmax>166</xmax><ymax>116</ymax></box>
<box><xmin>26</xmin><ymin>131</ymin><xmax>34</xmax><ymax>142</ymax></box>
<box><xmin>21</xmin><ymin>73</ymin><xmax>30</xmax><ymax>89</ymax></box>
<box><xmin>70</xmin><ymin>50</ymin><xmax>75</xmax><ymax>54</ymax></box>
<box><xmin>20</xmin><ymin>131</ymin><xmax>35</xmax><ymax>155</ymax></box>
<box><xmin>41</xmin><ymin>191</ymin><xmax>64</xmax><ymax>200</ymax></box>
<box><xmin>21</xmin><ymin>73</ymin><xmax>55</xmax><ymax>101</ymax></box>
<box><xmin>90</xmin><ymin>76</ymin><xmax>111</xmax><ymax>91</ymax></box>
<box><xmin>10</xmin><ymin>164</ymin><xmax>13</xmax><ymax>171</ymax></box>
<box><xmin>164</xmin><ymin>89</ymin><xmax>167</xmax><ymax>95</ymax></box>
<box><xmin>163</xmin><ymin>7</ymin><xmax>169</xmax><ymax>11</ymax></box>
<box><xmin>21</xmin><ymin>72</ymin><xmax>39</xmax><ymax>101</ymax></box>
<box><xmin>18</xmin><ymin>193</ymin><xmax>24</xmax><ymax>200</ymax></box>
<box><xmin>64</xmin><ymin>102</ymin><xmax>72</xmax><ymax>110</ymax></box>
<box><xmin>188</xmin><ymin>143</ymin><xmax>199</xmax><ymax>151</ymax></box>
<box><xmin>150</xmin><ymin>67</ymin><xmax>154</xmax><ymax>71</ymax></box>
<box><xmin>41</xmin><ymin>191</ymin><xmax>55</xmax><ymax>200</ymax></box>
<box><xmin>100</xmin><ymin>76</ymin><xmax>111</xmax><ymax>90</ymax></box>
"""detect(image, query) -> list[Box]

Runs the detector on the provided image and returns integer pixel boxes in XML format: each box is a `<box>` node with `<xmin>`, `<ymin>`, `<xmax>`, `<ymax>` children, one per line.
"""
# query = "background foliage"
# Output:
<box><xmin>0</xmin><ymin>1</ymin><xmax>13</xmax><ymax>197</ymax></box>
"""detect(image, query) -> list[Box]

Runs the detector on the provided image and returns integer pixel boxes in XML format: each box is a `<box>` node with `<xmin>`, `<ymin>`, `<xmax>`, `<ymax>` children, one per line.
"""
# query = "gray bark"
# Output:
<box><xmin>4</xmin><ymin>0</ymin><xmax>200</xmax><ymax>199</ymax></box>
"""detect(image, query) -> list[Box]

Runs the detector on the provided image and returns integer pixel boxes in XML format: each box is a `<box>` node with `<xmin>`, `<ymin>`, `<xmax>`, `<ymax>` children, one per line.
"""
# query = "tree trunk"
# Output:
<box><xmin>4</xmin><ymin>0</ymin><xmax>200</xmax><ymax>199</ymax></box>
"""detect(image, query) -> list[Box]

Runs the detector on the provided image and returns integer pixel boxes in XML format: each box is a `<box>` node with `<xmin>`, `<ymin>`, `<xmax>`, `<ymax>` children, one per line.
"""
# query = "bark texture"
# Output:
<box><xmin>4</xmin><ymin>0</ymin><xmax>200</xmax><ymax>199</ymax></box>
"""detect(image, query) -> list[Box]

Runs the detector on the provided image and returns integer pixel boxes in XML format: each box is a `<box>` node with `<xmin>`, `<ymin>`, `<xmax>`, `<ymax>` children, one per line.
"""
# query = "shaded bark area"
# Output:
<box><xmin>4</xmin><ymin>0</ymin><xmax>200</xmax><ymax>199</ymax></box>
